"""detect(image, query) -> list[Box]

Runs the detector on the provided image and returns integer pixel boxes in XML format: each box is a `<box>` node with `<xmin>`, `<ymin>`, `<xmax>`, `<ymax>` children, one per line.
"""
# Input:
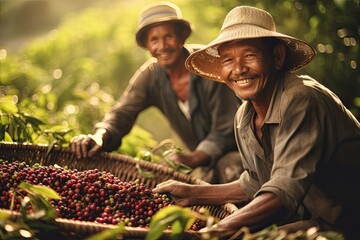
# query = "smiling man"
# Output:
<box><xmin>153</xmin><ymin>5</ymin><xmax>360</xmax><ymax>239</ymax></box>
<box><xmin>70</xmin><ymin>2</ymin><xmax>243</xmax><ymax>184</ymax></box>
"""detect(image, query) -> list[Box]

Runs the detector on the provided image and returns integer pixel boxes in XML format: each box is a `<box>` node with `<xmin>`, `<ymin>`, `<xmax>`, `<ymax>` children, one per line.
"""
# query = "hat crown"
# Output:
<box><xmin>221</xmin><ymin>6</ymin><xmax>276</xmax><ymax>32</ymax></box>
<box><xmin>185</xmin><ymin>6</ymin><xmax>315</xmax><ymax>82</ymax></box>
<box><xmin>135</xmin><ymin>2</ymin><xmax>191</xmax><ymax>48</ymax></box>
<box><xmin>138</xmin><ymin>2</ymin><xmax>183</xmax><ymax>27</ymax></box>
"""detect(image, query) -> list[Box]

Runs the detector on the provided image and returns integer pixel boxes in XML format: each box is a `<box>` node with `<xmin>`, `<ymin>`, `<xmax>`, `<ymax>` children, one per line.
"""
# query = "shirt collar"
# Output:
<box><xmin>263</xmin><ymin>73</ymin><xmax>288</xmax><ymax>125</ymax></box>
<box><xmin>238</xmin><ymin>72</ymin><xmax>287</xmax><ymax>130</ymax></box>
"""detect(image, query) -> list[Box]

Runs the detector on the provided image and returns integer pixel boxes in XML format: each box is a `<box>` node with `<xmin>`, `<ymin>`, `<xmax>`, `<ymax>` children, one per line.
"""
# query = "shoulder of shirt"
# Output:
<box><xmin>283</xmin><ymin>73</ymin><xmax>330</xmax><ymax>97</ymax></box>
<box><xmin>184</xmin><ymin>43</ymin><xmax>207</xmax><ymax>54</ymax></box>
<box><xmin>138</xmin><ymin>57</ymin><xmax>158</xmax><ymax>72</ymax></box>
<box><xmin>280</xmin><ymin>72</ymin><xmax>346</xmax><ymax>114</ymax></box>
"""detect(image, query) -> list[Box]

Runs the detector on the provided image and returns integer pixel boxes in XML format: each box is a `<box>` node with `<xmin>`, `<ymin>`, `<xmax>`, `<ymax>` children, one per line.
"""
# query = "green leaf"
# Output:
<box><xmin>0</xmin><ymin>210</ymin><xmax>11</xmax><ymax>220</ymax></box>
<box><xmin>135</xmin><ymin>150</ymin><xmax>153</xmax><ymax>162</ymax></box>
<box><xmin>177</xmin><ymin>163</ymin><xmax>192</xmax><ymax>174</ymax></box>
<box><xmin>135</xmin><ymin>159</ymin><xmax>155</xmax><ymax>179</ymax></box>
<box><xmin>84</xmin><ymin>224</ymin><xmax>125</xmax><ymax>240</ymax></box>
<box><xmin>146</xmin><ymin>206</ymin><xmax>195</xmax><ymax>240</ymax></box>
<box><xmin>45</xmin><ymin>140</ymin><xmax>57</xmax><ymax>158</ymax></box>
<box><xmin>0</xmin><ymin>96</ymin><xmax>18</xmax><ymax>113</ymax></box>
<box><xmin>23</xmin><ymin>114</ymin><xmax>45</xmax><ymax>127</ymax></box>
<box><xmin>317</xmin><ymin>231</ymin><xmax>345</xmax><ymax>240</ymax></box>
<box><xmin>170</xmin><ymin>219</ymin><xmax>188</xmax><ymax>239</ymax></box>
<box><xmin>4</xmin><ymin>131</ymin><xmax>13</xmax><ymax>142</ymax></box>
<box><xmin>18</xmin><ymin>182</ymin><xmax>60</xmax><ymax>200</ymax></box>
<box><xmin>164</xmin><ymin>158</ymin><xmax>178</xmax><ymax>170</ymax></box>
<box><xmin>25</xmin><ymin>194</ymin><xmax>58</xmax><ymax>219</ymax></box>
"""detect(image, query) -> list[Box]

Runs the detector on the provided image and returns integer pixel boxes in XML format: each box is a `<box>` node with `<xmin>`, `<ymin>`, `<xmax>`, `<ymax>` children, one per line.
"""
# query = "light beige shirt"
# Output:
<box><xmin>235</xmin><ymin>73</ymin><xmax>360</xmax><ymax>225</ymax></box>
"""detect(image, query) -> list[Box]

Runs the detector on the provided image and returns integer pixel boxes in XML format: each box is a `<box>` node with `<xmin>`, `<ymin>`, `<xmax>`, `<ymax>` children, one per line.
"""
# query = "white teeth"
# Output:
<box><xmin>235</xmin><ymin>78</ymin><xmax>253</xmax><ymax>84</ymax></box>
<box><xmin>158</xmin><ymin>53</ymin><xmax>169</xmax><ymax>58</ymax></box>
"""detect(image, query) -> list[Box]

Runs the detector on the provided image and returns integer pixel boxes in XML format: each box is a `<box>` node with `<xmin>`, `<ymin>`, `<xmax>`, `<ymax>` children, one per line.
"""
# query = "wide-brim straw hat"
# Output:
<box><xmin>185</xmin><ymin>6</ymin><xmax>316</xmax><ymax>82</ymax></box>
<box><xmin>135</xmin><ymin>1</ymin><xmax>192</xmax><ymax>48</ymax></box>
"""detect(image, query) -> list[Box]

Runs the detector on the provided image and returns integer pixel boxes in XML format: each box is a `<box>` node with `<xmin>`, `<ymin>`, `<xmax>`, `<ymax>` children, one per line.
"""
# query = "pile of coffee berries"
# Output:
<box><xmin>0</xmin><ymin>160</ymin><xmax>173</xmax><ymax>227</ymax></box>
<box><xmin>189</xmin><ymin>219</ymin><xmax>207</xmax><ymax>231</ymax></box>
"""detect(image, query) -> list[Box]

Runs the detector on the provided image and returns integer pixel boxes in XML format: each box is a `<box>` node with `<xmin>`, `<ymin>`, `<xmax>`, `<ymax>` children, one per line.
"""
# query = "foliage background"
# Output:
<box><xmin>1</xmin><ymin>0</ymin><xmax>359</xmax><ymax>154</ymax></box>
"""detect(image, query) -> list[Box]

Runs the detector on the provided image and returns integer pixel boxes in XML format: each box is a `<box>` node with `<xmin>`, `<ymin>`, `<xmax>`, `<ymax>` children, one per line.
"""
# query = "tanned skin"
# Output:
<box><xmin>153</xmin><ymin>38</ymin><xmax>289</xmax><ymax>236</ymax></box>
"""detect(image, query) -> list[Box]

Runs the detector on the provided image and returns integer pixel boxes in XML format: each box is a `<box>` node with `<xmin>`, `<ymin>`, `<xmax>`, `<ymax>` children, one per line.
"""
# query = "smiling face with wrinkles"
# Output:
<box><xmin>218</xmin><ymin>38</ymin><xmax>284</xmax><ymax>104</ymax></box>
<box><xmin>145</xmin><ymin>23</ymin><xmax>185</xmax><ymax>70</ymax></box>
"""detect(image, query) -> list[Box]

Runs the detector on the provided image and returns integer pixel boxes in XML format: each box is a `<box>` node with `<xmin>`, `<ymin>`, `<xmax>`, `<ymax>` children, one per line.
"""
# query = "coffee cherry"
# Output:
<box><xmin>0</xmin><ymin>160</ymin><xmax>175</xmax><ymax>228</ymax></box>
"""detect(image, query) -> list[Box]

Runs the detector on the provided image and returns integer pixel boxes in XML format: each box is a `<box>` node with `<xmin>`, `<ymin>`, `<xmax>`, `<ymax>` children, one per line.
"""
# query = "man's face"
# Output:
<box><xmin>218</xmin><ymin>39</ymin><xmax>278</xmax><ymax>101</ymax></box>
<box><xmin>145</xmin><ymin>23</ymin><xmax>183</xmax><ymax>69</ymax></box>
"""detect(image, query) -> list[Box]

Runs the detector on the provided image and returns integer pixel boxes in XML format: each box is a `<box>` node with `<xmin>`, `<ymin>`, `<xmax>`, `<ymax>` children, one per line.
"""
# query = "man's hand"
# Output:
<box><xmin>70</xmin><ymin>129</ymin><xmax>106</xmax><ymax>159</ymax></box>
<box><xmin>209</xmin><ymin>193</ymin><xmax>286</xmax><ymax>237</ymax></box>
<box><xmin>152</xmin><ymin>180</ymin><xmax>194</xmax><ymax>207</ymax></box>
<box><xmin>70</xmin><ymin>134</ymin><xmax>102</xmax><ymax>159</ymax></box>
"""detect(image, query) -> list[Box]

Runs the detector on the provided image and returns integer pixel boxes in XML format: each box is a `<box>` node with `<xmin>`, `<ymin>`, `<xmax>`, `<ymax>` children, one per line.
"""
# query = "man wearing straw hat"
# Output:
<box><xmin>153</xmin><ymin>5</ymin><xmax>360</xmax><ymax>239</ymax></box>
<box><xmin>70</xmin><ymin>2</ymin><xmax>243</xmax><ymax>184</ymax></box>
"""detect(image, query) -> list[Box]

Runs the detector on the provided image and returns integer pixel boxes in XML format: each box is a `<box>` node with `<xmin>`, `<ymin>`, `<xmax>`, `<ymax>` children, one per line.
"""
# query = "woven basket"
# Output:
<box><xmin>0</xmin><ymin>142</ymin><xmax>237</xmax><ymax>239</ymax></box>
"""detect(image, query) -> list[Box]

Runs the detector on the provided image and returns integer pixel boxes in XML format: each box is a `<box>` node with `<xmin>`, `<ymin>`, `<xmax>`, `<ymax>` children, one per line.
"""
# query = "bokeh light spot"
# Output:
<box><xmin>19</xmin><ymin>229</ymin><xmax>32</xmax><ymax>238</ymax></box>
<box><xmin>12</xmin><ymin>95</ymin><xmax>19</xmax><ymax>104</ymax></box>
<box><xmin>350</xmin><ymin>60</ymin><xmax>357</xmax><ymax>69</ymax></box>
<box><xmin>337</xmin><ymin>28</ymin><xmax>348</xmax><ymax>38</ymax></box>
<box><xmin>53</xmin><ymin>69</ymin><xmax>63</xmax><ymax>79</ymax></box>
<box><xmin>64</xmin><ymin>104</ymin><xmax>78</xmax><ymax>115</ymax></box>
<box><xmin>41</xmin><ymin>84</ymin><xmax>52</xmax><ymax>93</ymax></box>
<box><xmin>0</xmin><ymin>49</ymin><xmax>7</xmax><ymax>60</ymax></box>
<box><xmin>317</xmin><ymin>44</ymin><xmax>325</xmax><ymax>53</ymax></box>
<box><xmin>89</xmin><ymin>96</ymin><xmax>99</xmax><ymax>106</ymax></box>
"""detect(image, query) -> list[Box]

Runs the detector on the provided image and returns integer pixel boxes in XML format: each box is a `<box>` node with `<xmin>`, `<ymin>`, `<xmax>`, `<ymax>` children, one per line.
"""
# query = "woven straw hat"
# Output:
<box><xmin>185</xmin><ymin>6</ymin><xmax>316</xmax><ymax>82</ymax></box>
<box><xmin>135</xmin><ymin>2</ymin><xmax>192</xmax><ymax>48</ymax></box>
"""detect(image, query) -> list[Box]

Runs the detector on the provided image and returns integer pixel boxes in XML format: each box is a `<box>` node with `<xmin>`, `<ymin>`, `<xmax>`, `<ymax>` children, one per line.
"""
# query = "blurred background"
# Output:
<box><xmin>0</xmin><ymin>0</ymin><xmax>359</xmax><ymax>155</ymax></box>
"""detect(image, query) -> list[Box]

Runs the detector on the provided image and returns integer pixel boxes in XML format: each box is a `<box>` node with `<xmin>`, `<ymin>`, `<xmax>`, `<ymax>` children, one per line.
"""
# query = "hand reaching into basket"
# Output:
<box><xmin>152</xmin><ymin>179</ymin><xmax>245</xmax><ymax>207</ymax></box>
<box><xmin>152</xmin><ymin>180</ymin><xmax>195</xmax><ymax>207</ymax></box>
<box><xmin>70</xmin><ymin>128</ymin><xmax>108</xmax><ymax>159</ymax></box>
<box><xmin>153</xmin><ymin>180</ymin><xmax>286</xmax><ymax>239</ymax></box>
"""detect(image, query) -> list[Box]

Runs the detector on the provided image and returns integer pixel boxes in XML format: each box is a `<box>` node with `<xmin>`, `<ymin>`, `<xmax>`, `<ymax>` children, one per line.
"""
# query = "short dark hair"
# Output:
<box><xmin>262</xmin><ymin>37</ymin><xmax>282</xmax><ymax>50</ymax></box>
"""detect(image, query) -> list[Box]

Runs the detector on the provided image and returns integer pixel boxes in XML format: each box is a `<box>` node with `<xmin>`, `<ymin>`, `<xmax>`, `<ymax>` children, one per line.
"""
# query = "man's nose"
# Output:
<box><xmin>233</xmin><ymin>58</ymin><xmax>248</xmax><ymax>75</ymax></box>
<box><xmin>158</xmin><ymin>39</ymin><xmax>167</xmax><ymax>50</ymax></box>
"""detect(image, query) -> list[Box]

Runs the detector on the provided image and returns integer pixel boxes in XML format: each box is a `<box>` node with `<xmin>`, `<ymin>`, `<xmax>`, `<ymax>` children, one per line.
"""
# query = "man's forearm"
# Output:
<box><xmin>216</xmin><ymin>193</ymin><xmax>286</xmax><ymax>232</ymax></box>
<box><xmin>189</xmin><ymin>181</ymin><xmax>248</xmax><ymax>206</ymax></box>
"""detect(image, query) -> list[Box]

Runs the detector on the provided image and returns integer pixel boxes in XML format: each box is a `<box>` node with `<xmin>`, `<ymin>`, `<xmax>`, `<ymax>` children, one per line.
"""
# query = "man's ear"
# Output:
<box><xmin>274</xmin><ymin>43</ymin><xmax>286</xmax><ymax>70</ymax></box>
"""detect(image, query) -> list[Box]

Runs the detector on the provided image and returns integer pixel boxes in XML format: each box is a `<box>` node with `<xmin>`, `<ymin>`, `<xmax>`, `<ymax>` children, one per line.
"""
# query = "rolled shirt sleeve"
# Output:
<box><xmin>94</xmin><ymin>59</ymin><xmax>155</xmax><ymax>151</ymax></box>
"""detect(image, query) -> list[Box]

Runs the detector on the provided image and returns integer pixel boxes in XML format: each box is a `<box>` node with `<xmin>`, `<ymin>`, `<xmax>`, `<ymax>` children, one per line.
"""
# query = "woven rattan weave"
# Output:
<box><xmin>0</xmin><ymin>142</ymin><xmax>237</xmax><ymax>239</ymax></box>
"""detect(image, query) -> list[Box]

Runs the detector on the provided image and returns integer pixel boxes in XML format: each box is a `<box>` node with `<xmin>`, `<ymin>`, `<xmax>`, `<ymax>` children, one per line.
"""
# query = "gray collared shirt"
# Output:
<box><xmin>235</xmin><ymin>72</ymin><xmax>360</xmax><ymax>225</ymax></box>
<box><xmin>95</xmin><ymin>45</ymin><xmax>241</xmax><ymax>162</ymax></box>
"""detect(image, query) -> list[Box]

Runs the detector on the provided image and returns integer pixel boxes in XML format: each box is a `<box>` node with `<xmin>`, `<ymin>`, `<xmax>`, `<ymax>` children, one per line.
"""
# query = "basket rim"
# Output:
<box><xmin>0</xmin><ymin>208</ymin><xmax>202</xmax><ymax>238</ymax></box>
<box><xmin>0</xmin><ymin>142</ymin><xmax>238</xmax><ymax>237</ymax></box>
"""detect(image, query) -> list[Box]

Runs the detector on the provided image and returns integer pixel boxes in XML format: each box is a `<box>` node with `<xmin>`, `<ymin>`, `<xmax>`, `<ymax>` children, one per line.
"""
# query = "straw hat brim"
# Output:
<box><xmin>185</xmin><ymin>24</ymin><xmax>316</xmax><ymax>82</ymax></box>
<box><xmin>136</xmin><ymin>19</ymin><xmax>192</xmax><ymax>48</ymax></box>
